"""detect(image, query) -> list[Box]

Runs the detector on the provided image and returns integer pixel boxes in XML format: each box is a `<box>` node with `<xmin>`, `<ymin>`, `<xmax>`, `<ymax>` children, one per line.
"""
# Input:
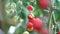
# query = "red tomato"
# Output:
<box><xmin>26</xmin><ymin>22</ymin><xmax>33</xmax><ymax>29</ymax></box>
<box><xmin>27</xmin><ymin>5</ymin><xmax>34</xmax><ymax>11</ymax></box>
<box><xmin>33</xmin><ymin>18</ymin><xmax>43</xmax><ymax>32</ymax></box>
<box><xmin>38</xmin><ymin>0</ymin><xmax>49</xmax><ymax>9</ymax></box>
<box><xmin>28</xmin><ymin>13</ymin><xmax>34</xmax><ymax>20</ymax></box>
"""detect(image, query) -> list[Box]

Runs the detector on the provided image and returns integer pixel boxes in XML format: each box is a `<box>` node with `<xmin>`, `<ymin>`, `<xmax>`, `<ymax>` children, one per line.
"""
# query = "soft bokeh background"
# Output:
<box><xmin>0</xmin><ymin>0</ymin><xmax>60</xmax><ymax>34</ymax></box>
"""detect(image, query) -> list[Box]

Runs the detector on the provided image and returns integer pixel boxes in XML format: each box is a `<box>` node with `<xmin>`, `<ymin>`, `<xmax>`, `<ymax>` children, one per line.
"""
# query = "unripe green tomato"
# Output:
<box><xmin>17</xmin><ymin>1</ymin><xmax>23</xmax><ymax>7</ymax></box>
<box><xmin>23</xmin><ymin>31</ymin><xmax>29</xmax><ymax>34</ymax></box>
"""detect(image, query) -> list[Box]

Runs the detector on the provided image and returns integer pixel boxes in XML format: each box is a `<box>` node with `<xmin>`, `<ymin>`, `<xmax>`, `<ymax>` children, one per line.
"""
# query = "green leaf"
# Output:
<box><xmin>54</xmin><ymin>9</ymin><xmax>60</xmax><ymax>21</ymax></box>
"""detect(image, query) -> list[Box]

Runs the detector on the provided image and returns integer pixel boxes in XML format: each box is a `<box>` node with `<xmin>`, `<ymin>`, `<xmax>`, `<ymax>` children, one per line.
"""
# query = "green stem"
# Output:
<box><xmin>48</xmin><ymin>11</ymin><xmax>56</xmax><ymax>34</ymax></box>
<box><xmin>52</xmin><ymin>11</ymin><xmax>57</xmax><ymax>25</ymax></box>
<box><xmin>47</xmin><ymin>7</ymin><xmax>53</xmax><ymax>34</ymax></box>
<box><xmin>47</xmin><ymin>0</ymin><xmax>58</xmax><ymax>34</ymax></box>
<box><xmin>48</xmin><ymin>11</ymin><xmax>53</xmax><ymax>34</ymax></box>
<box><xmin>52</xmin><ymin>11</ymin><xmax>57</xmax><ymax>34</ymax></box>
<box><xmin>48</xmin><ymin>11</ymin><xmax>57</xmax><ymax>34</ymax></box>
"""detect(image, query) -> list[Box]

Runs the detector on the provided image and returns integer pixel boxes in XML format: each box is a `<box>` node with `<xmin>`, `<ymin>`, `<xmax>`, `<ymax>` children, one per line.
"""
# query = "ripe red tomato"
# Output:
<box><xmin>27</xmin><ymin>5</ymin><xmax>34</xmax><ymax>11</ymax></box>
<box><xmin>38</xmin><ymin>0</ymin><xmax>49</xmax><ymax>9</ymax></box>
<box><xmin>29</xmin><ymin>18</ymin><xmax>35</xmax><ymax>24</ymax></box>
<box><xmin>33</xmin><ymin>18</ymin><xmax>43</xmax><ymax>31</ymax></box>
<box><xmin>26</xmin><ymin>22</ymin><xmax>33</xmax><ymax>29</ymax></box>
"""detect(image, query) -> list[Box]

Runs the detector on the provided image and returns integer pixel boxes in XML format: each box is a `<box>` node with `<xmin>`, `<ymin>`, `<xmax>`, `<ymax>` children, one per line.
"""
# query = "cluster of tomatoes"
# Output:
<box><xmin>26</xmin><ymin>0</ymin><xmax>60</xmax><ymax>34</ymax></box>
<box><xmin>26</xmin><ymin>4</ymin><xmax>49</xmax><ymax>34</ymax></box>
<box><xmin>27</xmin><ymin>14</ymin><xmax>49</xmax><ymax>34</ymax></box>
